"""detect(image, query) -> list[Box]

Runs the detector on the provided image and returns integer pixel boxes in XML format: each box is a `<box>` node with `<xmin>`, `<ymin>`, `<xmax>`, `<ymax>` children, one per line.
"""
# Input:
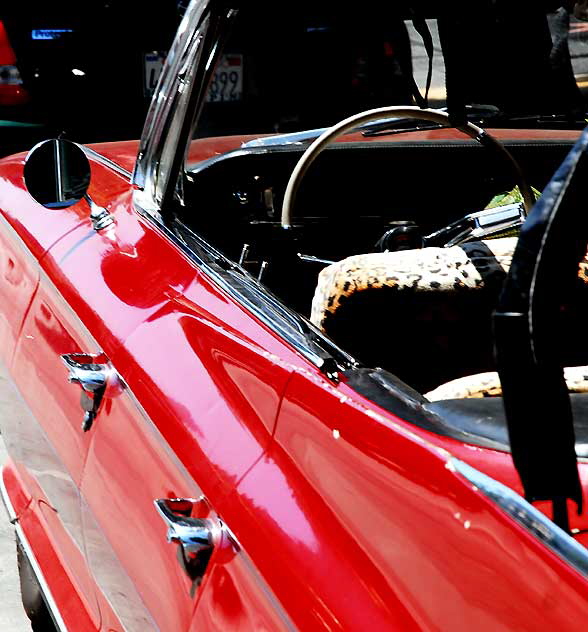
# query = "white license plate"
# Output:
<box><xmin>144</xmin><ymin>53</ymin><xmax>243</xmax><ymax>101</ymax></box>
<box><xmin>206</xmin><ymin>54</ymin><xmax>243</xmax><ymax>102</ymax></box>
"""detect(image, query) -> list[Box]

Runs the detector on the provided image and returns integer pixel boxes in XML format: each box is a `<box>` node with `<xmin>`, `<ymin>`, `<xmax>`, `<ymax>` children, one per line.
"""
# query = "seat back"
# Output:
<box><xmin>311</xmin><ymin>238</ymin><xmax>516</xmax><ymax>392</ymax></box>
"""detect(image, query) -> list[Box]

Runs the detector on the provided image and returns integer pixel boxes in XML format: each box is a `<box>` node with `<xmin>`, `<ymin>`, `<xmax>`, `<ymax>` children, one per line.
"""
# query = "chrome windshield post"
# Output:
<box><xmin>133</xmin><ymin>0</ymin><xmax>237</xmax><ymax>222</ymax></box>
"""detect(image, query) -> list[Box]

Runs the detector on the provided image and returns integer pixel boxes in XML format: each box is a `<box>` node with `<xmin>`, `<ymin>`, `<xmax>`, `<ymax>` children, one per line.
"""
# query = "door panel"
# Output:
<box><xmin>80</xmin><ymin>385</ymin><xmax>206</xmax><ymax>632</ymax></box>
<box><xmin>0</xmin><ymin>214</ymin><xmax>38</xmax><ymax>366</ymax></box>
<box><xmin>191</xmin><ymin>553</ymin><xmax>295</xmax><ymax>631</ymax></box>
<box><xmin>81</xmin><ymin>278</ymin><xmax>293</xmax><ymax>630</ymax></box>
<box><xmin>14</xmin><ymin>279</ymin><xmax>98</xmax><ymax>484</ymax></box>
<box><xmin>10</xmin><ymin>277</ymin><xmax>102</xmax><ymax>627</ymax></box>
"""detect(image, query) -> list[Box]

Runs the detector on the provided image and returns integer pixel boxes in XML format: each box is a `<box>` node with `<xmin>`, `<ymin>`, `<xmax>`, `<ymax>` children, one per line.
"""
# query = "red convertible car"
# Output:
<box><xmin>3</xmin><ymin>1</ymin><xmax>588</xmax><ymax>631</ymax></box>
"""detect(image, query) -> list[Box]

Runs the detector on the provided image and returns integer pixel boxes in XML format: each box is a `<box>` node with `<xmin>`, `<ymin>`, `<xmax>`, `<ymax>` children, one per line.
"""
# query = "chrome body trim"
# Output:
<box><xmin>15</xmin><ymin>525</ymin><xmax>69</xmax><ymax>632</ymax></box>
<box><xmin>452</xmin><ymin>458</ymin><xmax>588</xmax><ymax>578</ymax></box>
<box><xmin>128</xmin><ymin>0</ymin><xmax>355</xmax><ymax>375</ymax></box>
<box><xmin>239</xmin><ymin>117</ymin><xmax>407</xmax><ymax>149</ymax></box>
<box><xmin>241</xmin><ymin>128</ymin><xmax>330</xmax><ymax>148</ymax></box>
<box><xmin>162</xmin><ymin>216</ymin><xmax>356</xmax><ymax>373</ymax></box>
<box><xmin>0</xmin><ymin>475</ymin><xmax>68</xmax><ymax>632</ymax></box>
<box><xmin>79</xmin><ymin>146</ymin><xmax>133</xmax><ymax>181</ymax></box>
<box><xmin>132</xmin><ymin>0</ymin><xmax>212</xmax><ymax>217</ymax></box>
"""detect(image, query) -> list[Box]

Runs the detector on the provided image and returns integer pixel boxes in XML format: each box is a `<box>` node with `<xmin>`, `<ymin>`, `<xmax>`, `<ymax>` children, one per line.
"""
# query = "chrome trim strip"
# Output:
<box><xmin>452</xmin><ymin>458</ymin><xmax>588</xmax><ymax>577</ymax></box>
<box><xmin>80</xmin><ymin>146</ymin><xmax>133</xmax><ymax>181</ymax></box>
<box><xmin>137</xmin><ymin>210</ymin><xmax>356</xmax><ymax>373</ymax></box>
<box><xmin>133</xmin><ymin>0</ymin><xmax>211</xmax><ymax>215</ymax></box>
<box><xmin>239</xmin><ymin>117</ymin><xmax>406</xmax><ymax>149</ymax></box>
<box><xmin>241</xmin><ymin>128</ymin><xmax>329</xmax><ymax>148</ymax></box>
<box><xmin>0</xmin><ymin>475</ymin><xmax>68</xmax><ymax>632</ymax></box>
<box><xmin>15</xmin><ymin>524</ymin><xmax>69</xmax><ymax>632</ymax></box>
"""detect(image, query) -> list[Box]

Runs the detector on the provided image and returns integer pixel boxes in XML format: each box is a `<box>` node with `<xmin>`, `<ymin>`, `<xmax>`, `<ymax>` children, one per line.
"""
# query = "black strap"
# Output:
<box><xmin>494</xmin><ymin>128</ymin><xmax>588</xmax><ymax>531</ymax></box>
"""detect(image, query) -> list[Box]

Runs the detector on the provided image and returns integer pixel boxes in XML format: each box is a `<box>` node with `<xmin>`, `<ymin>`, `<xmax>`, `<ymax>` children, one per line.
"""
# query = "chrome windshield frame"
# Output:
<box><xmin>133</xmin><ymin>0</ymin><xmax>233</xmax><ymax>220</ymax></box>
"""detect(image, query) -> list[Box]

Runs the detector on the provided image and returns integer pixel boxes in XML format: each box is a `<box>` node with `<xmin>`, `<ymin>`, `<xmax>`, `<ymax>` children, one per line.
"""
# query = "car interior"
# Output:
<box><xmin>173</xmin><ymin>4</ymin><xmax>588</xmax><ymax>473</ymax></box>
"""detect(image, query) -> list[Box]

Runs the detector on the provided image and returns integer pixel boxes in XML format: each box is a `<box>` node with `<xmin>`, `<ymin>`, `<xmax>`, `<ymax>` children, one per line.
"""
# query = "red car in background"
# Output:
<box><xmin>2</xmin><ymin>1</ymin><xmax>588</xmax><ymax>631</ymax></box>
<box><xmin>0</xmin><ymin>20</ymin><xmax>28</xmax><ymax>106</ymax></box>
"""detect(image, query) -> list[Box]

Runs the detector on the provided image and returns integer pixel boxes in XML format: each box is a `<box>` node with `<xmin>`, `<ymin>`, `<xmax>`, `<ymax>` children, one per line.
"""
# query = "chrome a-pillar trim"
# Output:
<box><xmin>132</xmin><ymin>0</ymin><xmax>212</xmax><ymax>218</ymax></box>
<box><xmin>452</xmin><ymin>458</ymin><xmax>588</xmax><ymax>578</ymax></box>
<box><xmin>0</xmin><ymin>475</ymin><xmax>68</xmax><ymax>632</ymax></box>
<box><xmin>79</xmin><ymin>146</ymin><xmax>132</xmax><ymax>181</ymax></box>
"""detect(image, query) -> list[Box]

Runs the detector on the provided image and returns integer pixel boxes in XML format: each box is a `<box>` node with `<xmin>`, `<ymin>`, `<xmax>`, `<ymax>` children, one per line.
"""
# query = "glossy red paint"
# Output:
<box><xmin>1</xmin><ymin>128</ymin><xmax>588</xmax><ymax>629</ymax></box>
<box><xmin>334</xmin><ymin>378</ymin><xmax>588</xmax><ymax>533</ymax></box>
<box><xmin>2</xmin><ymin>150</ymin><xmax>298</xmax><ymax>627</ymax></box>
<box><xmin>114</xmin><ymin>279</ymin><xmax>293</xmax><ymax>511</ymax></box>
<box><xmin>40</xmin><ymin>191</ymin><xmax>195</xmax><ymax>358</ymax></box>
<box><xmin>191</xmin><ymin>553</ymin><xmax>294</xmax><ymax>631</ymax></box>
<box><xmin>0</xmin><ymin>211</ymin><xmax>38</xmax><ymax>366</ymax></box>
<box><xmin>1</xmin><ymin>459</ymin><xmax>31</xmax><ymax>517</ymax></box>
<box><xmin>17</xmin><ymin>502</ymin><xmax>99</xmax><ymax>631</ymax></box>
<box><xmin>0</xmin><ymin>153</ymin><xmax>97</xmax><ymax>260</ymax></box>
<box><xmin>226</xmin><ymin>370</ymin><xmax>588</xmax><ymax>630</ymax></box>
<box><xmin>80</xmin><ymin>385</ymin><xmax>204</xmax><ymax>632</ymax></box>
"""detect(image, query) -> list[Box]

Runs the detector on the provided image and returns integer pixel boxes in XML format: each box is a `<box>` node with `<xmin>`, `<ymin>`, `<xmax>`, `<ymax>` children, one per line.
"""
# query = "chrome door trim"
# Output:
<box><xmin>135</xmin><ymin>211</ymin><xmax>357</xmax><ymax>376</ymax></box>
<box><xmin>0</xmin><ymin>475</ymin><xmax>69</xmax><ymax>632</ymax></box>
<box><xmin>452</xmin><ymin>458</ymin><xmax>588</xmax><ymax>578</ymax></box>
<box><xmin>79</xmin><ymin>146</ymin><xmax>133</xmax><ymax>181</ymax></box>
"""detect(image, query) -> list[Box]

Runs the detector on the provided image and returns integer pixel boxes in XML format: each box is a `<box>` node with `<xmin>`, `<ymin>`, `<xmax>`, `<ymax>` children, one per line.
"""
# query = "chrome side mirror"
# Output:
<box><xmin>23</xmin><ymin>138</ymin><xmax>90</xmax><ymax>209</ymax></box>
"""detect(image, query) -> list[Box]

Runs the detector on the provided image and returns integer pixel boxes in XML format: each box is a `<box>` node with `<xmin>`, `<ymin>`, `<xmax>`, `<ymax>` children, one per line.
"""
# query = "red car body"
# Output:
<box><xmin>1</xmin><ymin>2</ymin><xmax>588</xmax><ymax>631</ymax></box>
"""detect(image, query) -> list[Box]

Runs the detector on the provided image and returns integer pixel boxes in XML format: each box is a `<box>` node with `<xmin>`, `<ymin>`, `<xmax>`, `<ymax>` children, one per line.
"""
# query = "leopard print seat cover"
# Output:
<box><xmin>425</xmin><ymin>366</ymin><xmax>588</xmax><ymax>400</ymax></box>
<box><xmin>311</xmin><ymin>236</ymin><xmax>588</xmax><ymax>396</ymax></box>
<box><xmin>311</xmin><ymin>237</ymin><xmax>517</xmax><ymax>329</ymax></box>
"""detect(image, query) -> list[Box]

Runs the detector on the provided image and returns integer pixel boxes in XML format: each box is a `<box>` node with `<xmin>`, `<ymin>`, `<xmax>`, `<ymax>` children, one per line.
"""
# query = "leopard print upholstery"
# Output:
<box><xmin>425</xmin><ymin>366</ymin><xmax>588</xmax><ymax>401</ymax></box>
<box><xmin>311</xmin><ymin>237</ymin><xmax>516</xmax><ymax>329</ymax></box>
<box><xmin>311</xmin><ymin>236</ymin><xmax>588</xmax><ymax>393</ymax></box>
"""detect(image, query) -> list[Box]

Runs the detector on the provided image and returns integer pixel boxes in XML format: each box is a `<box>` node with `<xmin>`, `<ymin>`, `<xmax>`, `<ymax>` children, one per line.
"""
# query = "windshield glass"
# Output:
<box><xmin>192</xmin><ymin>4</ymin><xmax>588</xmax><ymax>140</ymax></box>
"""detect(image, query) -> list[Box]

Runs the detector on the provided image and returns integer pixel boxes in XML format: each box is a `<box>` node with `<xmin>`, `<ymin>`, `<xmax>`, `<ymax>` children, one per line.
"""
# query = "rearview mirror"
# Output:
<box><xmin>23</xmin><ymin>139</ymin><xmax>90</xmax><ymax>209</ymax></box>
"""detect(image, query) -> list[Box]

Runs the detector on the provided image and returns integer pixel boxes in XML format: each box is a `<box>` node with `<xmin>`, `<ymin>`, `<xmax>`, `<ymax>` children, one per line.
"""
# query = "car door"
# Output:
<box><xmin>0</xmin><ymin>153</ymin><xmax>105</xmax><ymax>629</ymax></box>
<box><xmin>10</xmin><ymin>249</ymin><xmax>106</xmax><ymax>631</ymax></box>
<box><xmin>12</xmin><ymin>170</ymin><xmax>293</xmax><ymax>630</ymax></box>
<box><xmin>77</xmin><ymin>256</ymin><xmax>293</xmax><ymax>631</ymax></box>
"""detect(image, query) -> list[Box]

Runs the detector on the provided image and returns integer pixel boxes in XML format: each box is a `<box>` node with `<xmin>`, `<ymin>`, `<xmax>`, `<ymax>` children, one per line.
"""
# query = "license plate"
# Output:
<box><xmin>206</xmin><ymin>54</ymin><xmax>243</xmax><ymax>102</ymax></box>
<box><xmin>144</xmin><ymin>51</ymin><xmax>167</xmax><ymax>98</ymax></box>
<box><xmin>143</xmin><ymin>53</ymin><xmax>243</xmax><ymax>101</ymax></box>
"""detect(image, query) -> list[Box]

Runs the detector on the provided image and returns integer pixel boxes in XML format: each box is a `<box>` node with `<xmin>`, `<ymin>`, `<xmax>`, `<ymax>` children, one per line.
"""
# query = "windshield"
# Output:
<box><xmin>192</xmin><ymin>4</ymin><xmax>588</xmax><ymax>140</ymax></box>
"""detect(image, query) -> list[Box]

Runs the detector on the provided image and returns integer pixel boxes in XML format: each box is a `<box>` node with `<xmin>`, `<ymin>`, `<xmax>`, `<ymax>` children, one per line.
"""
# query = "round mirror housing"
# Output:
<box><xmin>23</xmin><ymin>139</ymin><xmax>90</xmax><ymax>209</ymax></box>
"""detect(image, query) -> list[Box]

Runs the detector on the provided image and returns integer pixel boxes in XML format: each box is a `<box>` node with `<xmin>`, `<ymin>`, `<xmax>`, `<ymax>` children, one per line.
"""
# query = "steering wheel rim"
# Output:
<box><xmin>280</xmin><ymin>106</ymin><xmax>535</xmax><ymax>229</ymax></box>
